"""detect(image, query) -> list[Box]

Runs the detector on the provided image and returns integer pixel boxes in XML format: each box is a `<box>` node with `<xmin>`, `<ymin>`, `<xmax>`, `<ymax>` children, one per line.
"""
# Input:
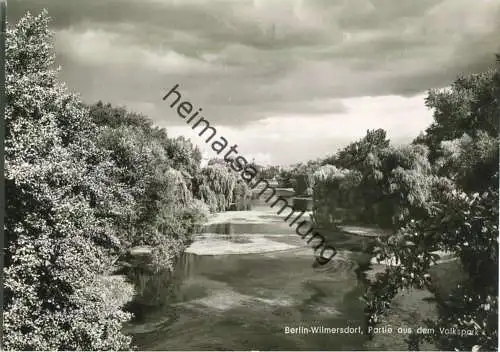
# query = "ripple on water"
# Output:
<box><xmin>309</xmin><ymin>304</ymin><xmax>342</xmax><ymax>317</ymax></box>
<box><xmin>180</xmin><ymin>289</ymin><xmax>297</xmax><ymax>312</ymax></box>
<box><xmin>128</xmin><ymin>206</ymin><xmax>372</xmax><ymax>351</ymax></box>
<box><xmin>125</xmin><ymin>315</ymin><xmax>176</xmax><ymax>335</ymax></box>
<box><xmin>185</xmin><ymin>290</ymin><xmax>249</xmax><ymax>311</ymax></box>
<box><xmin>254</xmin><ymin>296</ymin><xmax>296</xmax><ymax>307</ymax></box>
<box><xmin>185</xmin><ymin>236</ymin><xmax>299</xmax><ymax>255</ymax></box>
<box><xmin>204</xmin><ymin>210</ymin><xmax>283</xmax><ymax>225</ymax></box>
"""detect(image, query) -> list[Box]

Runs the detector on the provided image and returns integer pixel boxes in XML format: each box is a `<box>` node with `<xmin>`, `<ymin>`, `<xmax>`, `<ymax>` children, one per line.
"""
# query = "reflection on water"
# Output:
<box><xmin>124</xmin><ymin>199</ymin><xmax>376</xmax><ymax>351</ymax></box>
<box><xmin>204</xmin><ymin>222</ymin><xmax>297</xmax><ymax>235</ymax></box>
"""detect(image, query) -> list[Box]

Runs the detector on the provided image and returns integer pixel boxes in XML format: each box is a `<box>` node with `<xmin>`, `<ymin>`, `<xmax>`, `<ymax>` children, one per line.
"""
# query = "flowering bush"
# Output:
<box><xmin>4</xmin><ymin>11</ymin><xmax>212</xmax><ymax>350</ymax></box>
<box><xmin>4</xmin><ymin>11</ymin><xmax>133</xmax><ymax>350</ymax></box>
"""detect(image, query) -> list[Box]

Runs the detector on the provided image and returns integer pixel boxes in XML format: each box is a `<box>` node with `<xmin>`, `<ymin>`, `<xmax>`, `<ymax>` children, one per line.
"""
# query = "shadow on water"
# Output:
<box><xmin>123</xmin><ymin>203</ymin><xmax>379</xmax><ymax>350</ymax></box>
<box><xmin>124</xmin><ymin>253</ymin><xmax>373</xmax><ymax>350</ymax></box>
<box><xmin>204</xmin><ymin>222</ymin><xmax>297</xmax><ymax>235</ymax></box>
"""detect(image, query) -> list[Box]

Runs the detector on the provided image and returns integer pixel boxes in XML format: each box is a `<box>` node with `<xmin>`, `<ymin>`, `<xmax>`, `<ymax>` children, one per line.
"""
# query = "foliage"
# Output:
<box><xmin>314</xmin><ymin>132</ymin><xmax>433</xmax><ymax>229</ymax></box>
<box><xmin>277</xmin><ymin>168</ymin><xmax>296</xmax><ymax>188</ymax></box>
<box><xmin>4</xmin><ymin>11</ymin><xmax>132</xmax><ymax>350</ymax></box>
<box><xmin>419</xmin><ymin>68</ymin><xmax>499</xmax><ymax>163</ymax></box>
<box><xmin>258</xmin><ymin>165</ymin><xmax>281</xmax><ymax>180</ymax></box>
<box><xmin>4</xmin><ymin>11</ymin><xmax>210</xmax><ymax>350</ymax></box>
<box><xmin>435</xmin><ymin>131</ymin><xmax>499</xmax><ymax>193</ymax></box>
<box><xmin>363</xmin><ymin>58</ymin><xmax>499</xmax><ymax>351</ymax></box>
<box><xmin>377</xmin><ymin>144</ymin><xmax>434</xmax><ymax>228</ymax></box>
<box><xmin>89</xmin><ymin>101</ymin><xmax>202</xmax><ymax>177</ymax></box>
<box><xmin>207</xmin><ymin>157</ymin><xmax>231</xmax><ymax>166</ymax></box>
<box><xmin>311</xmin><ymin>58</ymin><xmax>499</xmax><ymax>351</ymax></box>
<box><xmin>232</xmin><ymin>180</ymin><xmax>252</xmax><ymax>210</ymax></box>
<box><xmin>314</xmin><ymin>129</ymin><xmax>393</xmax><ymax>226</ymax></box>
<box><xmin>312</xmin><ymin>165</ymin><xmax>362</xmax><ymax>228</ymax></box>
<box><xmin>88</xmin><ymin>101</ymin><xmax>210</xmax><ymax>251</ymax></box>
<box><xmin>335</xmin><ymin>129</ymin><xmax>390</xmax><ymax>170</ymax></box>
<box><xmin>277</xmin><ymin>159</ymin><xmax>322</xmax><ymax>194</ymax></box>
<box><xmin>192</xmin><ymin>164</ymin><xmax>238</xmax><ymax>212</ymax></box>
<box><xmin>366</xmin><ymin>186</ymin><xmax>498</xmax><ymax>351</ymax></box>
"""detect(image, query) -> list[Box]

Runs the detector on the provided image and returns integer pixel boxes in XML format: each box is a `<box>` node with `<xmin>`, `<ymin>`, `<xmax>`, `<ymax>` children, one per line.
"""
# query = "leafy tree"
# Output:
<box><xmin>435</xmin><ymin>130</ymin><xmax>499</xmax><ymax>193</ymax></box>
<box><xmin>313</xmin><ymin>62</ymin><xmax>499</xmax><ymax>351</ymax></box>
<box><xmin>90</xmin><ymin>101</ymin><xmax>153</xmax><ymax>130</ymax></box>
<box><xmin>335</xmin><ymin>128</ymin><xmax>390</xmax><ymax>170</ymax></box>
<box><xmin>88</xmin><ymin>104</ymin><xmax>208</xmax><ymax>255</ymax></box>
<box><xmin>313</xmin><ymin>142</ymin><xmax>434</xmax><ymax>230</ymax></box>
<box><xmin>417</xmin><ymin>66</ymin><xmax>499</xmax><ymax>164</ymax></box>
<box><xmin>277</xmin><ymin>160</ymin><xmax>321</xmax><ymax>194</ymax></box>
<box><xmin>193</xmin><ymin>164</ymin><xmax>238</xmax><ymax>212</ymax></box>
<box><xmin>377</xmin><ymin>144</ymin><xmax>434</xmax><ymax>229</ymax></box>
<box><xmin>199</xmin><ymin>159</ymin><xmax>252</xmax><ymax>211</ymax></box>
<box><xmin>258</xmin><ymin>165</ymin><xmax>281</xmax><ymax>180</ymax></box>
<box><xmin>165</xmin><ymin>135</ymin><xmax>202</xmax><ymax>177</ymax></box>
<box><xmin>365</xmin><ymin>58</ymin><xmax>499</xmax><ymax>351</ymax></box>
<box><xmin>4</xmin><ymin>12</ymin><xmax>210</xmax><ymax>350</ymax></box>
<box><xmin>4</xmin><ymin>11</ymin><xmax>133</xmax><ymax>350</ymax></box>
<box><xmin>207</xmin><ymin>157</ymin><xmax>228</xmax><ymax>166</ymax></box>
<box><xmin>321</xmin><ymin>129</ymin><xmax>391</xmax><ymax>225</ymax></box>
<box><xmin>89</xmin><ymin>102</ymin><xmax>202</xmax><ymax>177</ymax></box>
<box><xmin>312</xmin><ymin>165</ymin><xmax>363</xmax><ymax>229</ymax></box>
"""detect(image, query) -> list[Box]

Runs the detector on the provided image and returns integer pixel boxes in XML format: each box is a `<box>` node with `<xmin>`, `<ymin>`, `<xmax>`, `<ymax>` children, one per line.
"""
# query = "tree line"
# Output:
<box><xmin>285</xmin><ymin>57</ymin><xmax>499</xmax><ymax>351</ymax></box>
<box><xmin>3</xmin><ymin>10</ymin><xmax>498</xmax><ymax>352</ymax></box>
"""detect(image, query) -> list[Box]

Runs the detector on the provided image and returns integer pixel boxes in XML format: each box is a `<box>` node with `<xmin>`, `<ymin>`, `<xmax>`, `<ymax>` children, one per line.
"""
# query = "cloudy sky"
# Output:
<box><xmin>10</xmin><ymin>0</ymin><xmax>500</xmax><ymax>165</ymax></box>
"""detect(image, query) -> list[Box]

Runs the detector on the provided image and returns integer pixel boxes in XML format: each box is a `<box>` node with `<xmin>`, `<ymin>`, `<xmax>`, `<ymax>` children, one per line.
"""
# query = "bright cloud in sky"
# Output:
<box><xmin>164</xmin><ymin>93</ymin><xmax>434</xmax><ymax>165</ymax></box>
<box><xmin>9</xmin><ymin>0</ymin><xmax>500</xmax><ymax>164</ymax></box>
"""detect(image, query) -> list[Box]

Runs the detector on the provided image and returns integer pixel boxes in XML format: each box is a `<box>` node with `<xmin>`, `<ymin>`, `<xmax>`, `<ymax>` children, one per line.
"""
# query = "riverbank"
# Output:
<box><xmin>120</xmin><ymin>207</ymin><xmax>463</xmax><ymax>351</ymax></box>
<box><xmin>321</xmin><ymin>223</ymin><xmax>462</xmax><ymax>351</ymax></box>
<box><xmin>363</xmin><ymin>259</ymin><xmax>465</xmax><ymax>351</ymax></box>
<box><xmin>366</xmin><ymin>250</ymin><xmax>456</xmax><ymax>274</ymax></box>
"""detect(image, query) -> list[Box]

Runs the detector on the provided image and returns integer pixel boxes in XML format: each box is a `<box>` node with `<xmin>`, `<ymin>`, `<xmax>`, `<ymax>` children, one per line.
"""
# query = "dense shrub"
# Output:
<box><xmin>363</xmin><ymin>58</ymin><xmax>499</xmax><ymax>351</ymax></box>
<box><xmin>312</xmin><ymin>165</ymin><xmax>362</xmax><ymax>228</ymax></box>
<box><xmin>277</xmin><ymin>160</ymin><xmax>321</xmax><ymax>194</ymax></box>
<box><xmin>313</xmin><ymin>137</ymin><xmax>434</xmax><ymax>230</ymax></box>
<box><xmin>4</xmin><ymin>11</ymin><xmax>211</xmax><ymax>350</ymax></box>
<box><xmin>4</xmin><ymin>11</ymin><xmax>133</xmax><ymax>350</ymax></box>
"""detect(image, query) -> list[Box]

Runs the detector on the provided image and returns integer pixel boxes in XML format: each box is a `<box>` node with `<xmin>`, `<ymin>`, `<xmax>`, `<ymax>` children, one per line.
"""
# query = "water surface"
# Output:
<box><xmin>124</xmin><ymin>200</ymin><xmax>377</xmax><ymax>350</ymax></box>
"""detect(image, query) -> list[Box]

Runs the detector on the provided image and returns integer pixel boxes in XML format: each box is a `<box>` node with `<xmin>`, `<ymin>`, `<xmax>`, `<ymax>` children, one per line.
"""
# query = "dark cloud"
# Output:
<box><xmin>7</xmin><ymin>0</ymin><xmax>500</xmax><ymax>130</ymax></box>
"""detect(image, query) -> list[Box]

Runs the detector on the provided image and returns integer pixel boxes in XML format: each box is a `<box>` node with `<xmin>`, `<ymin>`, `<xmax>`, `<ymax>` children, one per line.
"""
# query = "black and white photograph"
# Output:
<box><xmin>2</xmin><ymin>0</ymin><xmax>499</xmax><ymax>350</ymax></box>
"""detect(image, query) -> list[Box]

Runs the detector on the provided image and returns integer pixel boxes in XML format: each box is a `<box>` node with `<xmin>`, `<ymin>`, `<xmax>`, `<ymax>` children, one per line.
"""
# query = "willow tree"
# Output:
<box><xmin>193</xmin><ymin>164</ymin><xmax>238</xmax><ymax>212</ymax></box>
<box><xmin>326</xmin><ymin>129</ymin><xmax>391</xmax><ymax>225</ymax></box>
<box><xmin>312</xmin><ymin>165</ymin><xmax>362</xmax><ymax>229</ymax></box>
<box><xmin>376</xmin><ymin>143</ymin><xmax>434</xmax><ymax>229</ymax></box>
